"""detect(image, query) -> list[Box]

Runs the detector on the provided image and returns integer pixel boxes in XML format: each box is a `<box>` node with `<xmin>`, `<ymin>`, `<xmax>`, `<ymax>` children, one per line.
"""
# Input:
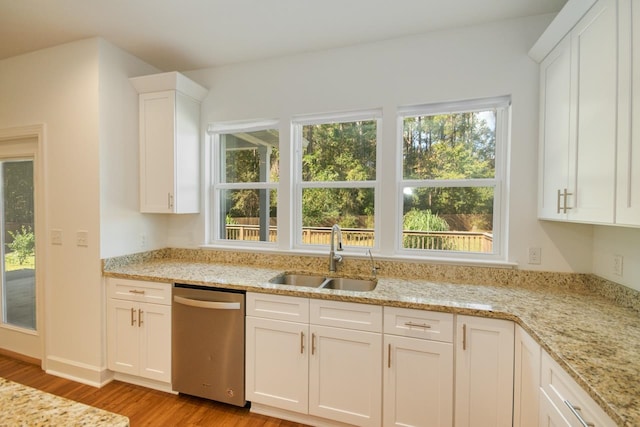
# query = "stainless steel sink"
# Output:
<box><xmin>269</xmin><ymin>273</ymin><xmax>327</xmax><ymax>287</ymax></box>
<box><xmin>321</xmin><ymin>277</ymin><xmax>377</xmax><ymax>292</ymax></box>
<box><xmin>269</xmin><ymin>273</ymin><xmax>377</xmax><ymax>292</ymax></box>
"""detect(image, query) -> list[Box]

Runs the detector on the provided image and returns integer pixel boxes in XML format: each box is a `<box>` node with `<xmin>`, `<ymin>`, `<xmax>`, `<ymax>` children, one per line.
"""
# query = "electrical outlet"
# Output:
<box><xmin>613</xmin><ymin>254</ymin><xmax>623</xmax><ymax>276</ymax></box>
<box><xmin>76</xmin><ymin>230</ymin><xmax>89</xmax><ymax>247</ymax></box>
<box><xmin>528</xmin><ymin>247</ymin><xmax>541</xmax><ymax>265</ymax></box>
<box><xmin>140</xmin><ymin>233</ymin><xmax>147</xmax><ymax>248</ymax></box>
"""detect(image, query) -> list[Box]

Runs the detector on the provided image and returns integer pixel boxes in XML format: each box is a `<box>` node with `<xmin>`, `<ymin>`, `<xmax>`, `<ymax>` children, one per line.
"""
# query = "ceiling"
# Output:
<box><xmin>0</xmin><ymin>0</ymin><xmax>567</xmax><ymax>71</ymax></box>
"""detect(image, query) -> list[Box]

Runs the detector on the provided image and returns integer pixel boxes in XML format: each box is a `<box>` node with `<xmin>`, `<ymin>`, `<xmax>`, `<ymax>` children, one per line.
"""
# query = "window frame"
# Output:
<box><xmin>395</xmin><ymin>96</ymin><xmax>510</xmax><ymax>261</ymax></box>
<box><xmin>208</xmin><ymin>119</ymin><xmax>280</xmax><ymax>248</ymax></box>
<box><xmin>291</xmin><ymin>110</ymin><xmax>382</xmax><ymax>251</ymax></box>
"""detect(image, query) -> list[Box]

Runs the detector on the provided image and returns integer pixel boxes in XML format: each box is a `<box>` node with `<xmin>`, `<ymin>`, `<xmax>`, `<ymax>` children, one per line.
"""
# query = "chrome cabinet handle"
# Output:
<box><xmin>128</xmin><ymin>289</ymin><xmax>145</xmax><ymax>295</ymax></box>
<box><xmin>130</xmin><ymin>307</ymin><xmax>136</xmax><ymax>326</ymax></box>
<box><xmin>557</xmin><ymin>189</ymin><xmax>562</xmax><ymax>214</ymax></box>
<box><xmin>311</xmin><ymin>333</ymin><xmax>316</xmax><ymax>355</ymax></box>
<box><xmin>388</xmin><ymin>343</ymin><xmax>391</xmax><ymax>368</ymax></box>
<box><xmin>462</xmin><ymin>324</ymin><xmax>467</xmax><ymax>350</ymax></box>
<box><xmin>300</xmin><ymin>332</ymin><xmax>305</xmax><ymax>354</ymax></box>
<box><xmin>138</xmin><ymin>309</ymin><xmax>143</xmax><ymax>327</ymax></box>
<box><xmin>564</xmin><ymin>400</ymin><xmax>595</xmax><ymax>427</ymax></box>
<box><xmin>168</xmin><ymin>193</ymin><xmax>174</xmax><ymax>209</ymax></box>
<box><xmin>405</xmin><ymin>321</ymin><xmax>431</xmax><ymax>329</ymax></box>
<box><xmin>557</xmin><ymin>188</ymin><xmax>574</xmax><ymax>214</ymax></box>
<box><xmin>562</xmin><ymin>188</ymin><xmax>573</xmax><ymax>213</ymax></box>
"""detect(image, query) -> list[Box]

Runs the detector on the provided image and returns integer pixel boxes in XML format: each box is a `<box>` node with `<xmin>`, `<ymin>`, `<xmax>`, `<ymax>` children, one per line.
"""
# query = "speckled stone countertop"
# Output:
<box><xmin>0</xmin><ymin>377</ymin><xmax>129</xmax><ymax>426</ymax></box>
<box><xmin>103</xmin><ymin>249</ymin><xmax>640</xmax><ymax>427</ymax></box>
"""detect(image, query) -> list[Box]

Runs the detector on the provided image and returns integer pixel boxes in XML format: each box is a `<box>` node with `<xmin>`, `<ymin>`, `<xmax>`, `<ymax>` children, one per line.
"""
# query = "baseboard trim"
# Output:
<box><xmin>112</xmin><ymin>372</ymin><xmax>175</xmax><ymax>394</ymax></box>
<box><xmin>45</xmin><ymin>355</ymin><xmax>111</xmax><ymax>387</ymax></box>
<box><xmin>0</xmin><ymin>348</ymin><xmax>40</xmax><ymax>366</ymax></box>
<box><xmin>250</xmin><ymin>403</ymin><xmax>352</xmax><ymax>427</ymax></box>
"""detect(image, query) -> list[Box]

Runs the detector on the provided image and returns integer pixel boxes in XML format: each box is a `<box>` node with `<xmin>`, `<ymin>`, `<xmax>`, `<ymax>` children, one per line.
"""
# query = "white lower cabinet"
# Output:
<box><xmin>245</xmin><ymin>293</ymin><xmax>310</xmax><ymax>413</ymax></box>
<box><xmin>246</xmin><ymin>293</ymin><xmax>382</xmax><ymax>427</ymax></box>
<box><xmin>245</xmin><ymin>316</ymin><xmax>309</xmax><ymax>413</ymax></box>
<box><xmin>539</xmin><ymin>351</ymin><xmax>616</xmax><ymax>427</ymax></box>
<box><xmin>309</xmin><ymin>324</ymin><xmax>382</xmax><ymax>426</ymax></box>
<box><xmin>106</xmin><ymin>278</ymin><xmax>172</xmax><ymax>384</ymax></box>
<box><xmin>383</xmin><ymin>307</ymin><xmax>454</xmax><ymax>427</ymax></box>
<box><xmin>455</xmin><ymin>315</ymin><xmax>515</xmax><ymax>427</ymax></box>
<box><xmin>514</xmin><ymin>325</ymin><xmax>541</xmax><ymax>427</ymax></box>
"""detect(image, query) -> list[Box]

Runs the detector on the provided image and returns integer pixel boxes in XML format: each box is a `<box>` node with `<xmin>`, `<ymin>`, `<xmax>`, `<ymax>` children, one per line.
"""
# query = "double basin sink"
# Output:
<box><xmin>269</xmin><ymin>273</ymin><xmax>377</xmax><ymax>292</ymax></box>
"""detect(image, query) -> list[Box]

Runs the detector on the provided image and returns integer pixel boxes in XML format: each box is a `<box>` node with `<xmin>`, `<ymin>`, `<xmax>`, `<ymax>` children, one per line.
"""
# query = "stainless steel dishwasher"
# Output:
<box><xmin>172</xmin><ymin>284</ymin><xmax>246</xmax><ymax>406</ymax></box>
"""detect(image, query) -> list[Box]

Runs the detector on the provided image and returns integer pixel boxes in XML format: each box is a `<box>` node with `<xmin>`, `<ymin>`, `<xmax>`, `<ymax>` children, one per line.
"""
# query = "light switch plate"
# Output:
<box><xmin>76</xmin><ymin>230</ymin><xmax>89</xmax><ymax>247</ymax></box>
<box><xmin>51</xmin><ymin>229</ymin><xmax>63</xmax><ymax>245</ymax></box>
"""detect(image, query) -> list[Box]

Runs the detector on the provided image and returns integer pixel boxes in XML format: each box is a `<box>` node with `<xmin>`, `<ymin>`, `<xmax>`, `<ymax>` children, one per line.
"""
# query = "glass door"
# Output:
<box><xmin>0</xmin><ymin>159</ymin><xmax>35</xmax><ymax>330</ymax></box>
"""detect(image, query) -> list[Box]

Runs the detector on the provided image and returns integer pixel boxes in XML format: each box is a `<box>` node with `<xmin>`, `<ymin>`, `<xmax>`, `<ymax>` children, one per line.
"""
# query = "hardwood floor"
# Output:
<box><xmin>0</xmin><ymin>354</ymin><xmax>309</xmax><ymax>426</ymax></box>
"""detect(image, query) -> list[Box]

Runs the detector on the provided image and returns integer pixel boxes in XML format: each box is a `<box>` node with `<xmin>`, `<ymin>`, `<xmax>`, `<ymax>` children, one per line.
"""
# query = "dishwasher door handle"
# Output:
<box><xmin>174</xmin><ymin>295</ymin><xmax>241</xmax><ymax>310</ymax></box>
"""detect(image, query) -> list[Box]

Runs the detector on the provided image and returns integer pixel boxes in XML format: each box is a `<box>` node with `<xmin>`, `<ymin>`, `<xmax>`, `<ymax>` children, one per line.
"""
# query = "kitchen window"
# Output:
<box><xmin>209</xmin><ymin>121</ymin><xmax>279</xmax><ymax>245</ymax></box>
<box><xmin>398</xmin><ymin>97</ymin><xmax>509</xmax><ymax>257</ymax></box>
<box><xmin>292</xmin><ymin>111</ymin><xmax>380</xmax><ymax>249</ymax></box>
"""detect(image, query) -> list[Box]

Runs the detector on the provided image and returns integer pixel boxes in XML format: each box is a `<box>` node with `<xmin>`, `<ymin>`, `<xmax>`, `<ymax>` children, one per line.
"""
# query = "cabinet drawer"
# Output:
<box><xmin>247</xmin><ymin>292</ymin><xmax>309</xmax><ymax>322</ymax></box>
<box><xmin>540</xmin><ymin>351</ymin><xmax>616</xmax><ymax>427</ymax></box>
<box><xmin>107</xmin><ymin>278</ymin><xmax>171</xmax><ymax>305</ymax></box>
<box><xmin>384</xmin><ymin>306</ymin><xmax>453</xmax><ymax>342</ymax></box>
<box><xmin>310</xmin><ymin>299</ymin><xmax>382</xmax><ymax>332</ymax></box>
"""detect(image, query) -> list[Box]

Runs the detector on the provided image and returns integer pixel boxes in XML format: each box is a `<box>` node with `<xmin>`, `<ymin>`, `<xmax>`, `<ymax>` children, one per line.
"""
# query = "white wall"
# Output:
<box><xmin>592</xmin><ymin>226</ymin><xmax>640</xmax><ymax>291</ymax></box>
<box><xmin>98</xmin><ymin>39</ymin><xmax>168</xmax><ymax>258</ymax></box>
<box><xmin>0</xmin><ymin>39</ymin><xmax>103</xmax><ymax>380</ymax></box>
<box><xmin>182</xmin><ymin>14</ymin><xmax>594</xmax><ymax>273</ymax></box>
<box><xmin>0</xmin><ymin>37</ymin><xmax>168</xmax><ymax>383</ymax></box>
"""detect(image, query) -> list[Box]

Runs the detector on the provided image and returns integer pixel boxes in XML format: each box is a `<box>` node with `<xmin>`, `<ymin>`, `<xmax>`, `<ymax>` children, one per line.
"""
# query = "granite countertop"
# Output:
<box><xmin>104</xmin><ymin>256</ymin><xmax>640</xmax><ymax>427</ymax></box>
<box><xmin>0</xmin><ymin>377</ymin><xmax>129</xmax><ymax>427</ymax></box>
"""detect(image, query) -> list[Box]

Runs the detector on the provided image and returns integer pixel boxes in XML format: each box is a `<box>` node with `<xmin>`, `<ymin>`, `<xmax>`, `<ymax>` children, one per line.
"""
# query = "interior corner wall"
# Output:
<box><xmin>97</xmin><ymin>39</ymin><xmax>168</xmax><ymax>259</ymax></box>
<box><xmin>183</xmin><ymin>13</ymin><xmax>593</xmax><ymax>273</ymax></box>
<box><xmin>0</xmin><ymin>39</ymin><xmax>105</xmax><ymax>382</ymax></box>
<box><xmin>592</xmin><ymin>226</ymin><xmax>640</xmax><ymax>291</ymax></box>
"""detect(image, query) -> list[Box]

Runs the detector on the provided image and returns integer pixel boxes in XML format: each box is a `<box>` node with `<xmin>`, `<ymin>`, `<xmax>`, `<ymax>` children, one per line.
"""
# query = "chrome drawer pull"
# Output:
<box><xmin>462</xmin><ymin>324</ymin><xmax>467</xmax><ymax>350</ymax></box>
<box><xmin>404</xmin><ymin>321</ymin><xmax>431</xmax><ymax>329</ymax></box>
<box><xmin>564</xmin><ymin>400</ymin><xmax>595</xmax><ymax>427</ymax></box>
<box><xmin>128</xmin><ymin>289</ymin><xmax>146</xmax><ymax>295</ymax></box>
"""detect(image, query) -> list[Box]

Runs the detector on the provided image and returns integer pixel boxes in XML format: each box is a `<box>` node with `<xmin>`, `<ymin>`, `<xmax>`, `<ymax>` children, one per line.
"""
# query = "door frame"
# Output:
<box><xmin>0</xmin><ymin>124</ymin><xmax>46</xmax><ymax>367</ymax></box>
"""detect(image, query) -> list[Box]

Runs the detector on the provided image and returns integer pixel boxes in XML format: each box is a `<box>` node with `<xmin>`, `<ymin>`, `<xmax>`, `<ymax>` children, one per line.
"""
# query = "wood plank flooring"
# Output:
<box><xmin>0</xmin><ymin>354</ymin><xmax>309</xmax><ymax>426</ymax></box>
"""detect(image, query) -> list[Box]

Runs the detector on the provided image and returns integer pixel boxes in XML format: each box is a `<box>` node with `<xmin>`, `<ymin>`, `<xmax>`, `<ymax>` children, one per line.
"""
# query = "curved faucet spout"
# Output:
<box><xmin>329</xmin><ymin>224</ymin><xmax>343</xmax><ymax>272</ymax></box>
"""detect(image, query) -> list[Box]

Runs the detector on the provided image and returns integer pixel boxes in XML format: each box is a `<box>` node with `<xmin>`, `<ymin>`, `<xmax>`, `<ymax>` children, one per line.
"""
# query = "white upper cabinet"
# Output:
<box><xmin>617</xmin><ymin>0</ymin><xmax>640</xmax><ymax>226</ymax></box>
<box><xmin>538</xmin><ymin>35</ymin><xmax>572</xmax><ymax>220</ymax></box>
<box><xmin>536</xmin><ymin>0</ymin><xmax>618</xmax><ymax>223</ymax></box>
<box><xmin>130</xmin><ymin>72</ymin><xmax>207</xmax><ymax>213</ymax></box>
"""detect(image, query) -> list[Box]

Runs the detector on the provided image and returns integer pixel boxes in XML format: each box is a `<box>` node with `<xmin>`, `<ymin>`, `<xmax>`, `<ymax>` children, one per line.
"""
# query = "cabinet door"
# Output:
<box><xmin>138</xmin><ymin>302</ymin><xmax>171</xmax><ymax>383</ymax></box>
<box><xmin>309</xmin><ymin>325</ymin><xmax>382</xmax><ymax>427</ymax></box>
<box><xmin>107</xmin><ymin>299</ymin><xmax>139</xmax><ymax>376</ymax></box>
<box><xmin>617</xmin><ymin>0</ymin><xmax>640</xmax><ymax>226</ymax></box>
<box><xmin>539</xmin><ymin>35</ymin><xmax>572</xmax><ymax>220</ymax></box>
<box><xmin>139</xmin><ymin>90</ymin><xmax>176</xmax><ymax>213</ymax></box>
<box><xmin>383</xmin><ymin>335</ymin><xmax>453</xmax><ymax>427</ymax></box>
<box><xmin>174</xmin><ymin>91</ymin><xmax>200</xmax><ymax>213</ymax></box>
<box><xmin>245</xmin><ymin>316</ymin><xmax>309</xmax><ymax>413</ymax></box>
<box><xmin>514</xmin><ymin>325</ymin><xmax>541</xmax><ymax>427</ymax></box>
<box><xmin>569</xmin><ymin>0</ymin><xmax>617</xmax><ymax>223</ymax></box>
<box><xmin>455</xmin><ymin>316</ymin><xmax>514</xmax><ymax>427</ymax></box>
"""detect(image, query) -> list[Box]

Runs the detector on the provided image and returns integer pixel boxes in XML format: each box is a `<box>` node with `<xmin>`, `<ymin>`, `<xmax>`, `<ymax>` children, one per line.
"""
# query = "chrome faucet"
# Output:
<box><xmin>329</xmin><ymin>224</ymin><xmax>343</xmax><ymax>272</ymax></box>
<box><xmin>367</xmin><ymin>249</ymin><xmax>379</xmax><ymax>277</ymax></box>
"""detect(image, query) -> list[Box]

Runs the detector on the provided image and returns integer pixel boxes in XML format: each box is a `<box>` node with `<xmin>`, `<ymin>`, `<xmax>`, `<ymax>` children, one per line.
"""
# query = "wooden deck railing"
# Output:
<box><xmin>224</xmin><ymin>225</ymin><xmax>493</xmax><ymax>253</ymax></box>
